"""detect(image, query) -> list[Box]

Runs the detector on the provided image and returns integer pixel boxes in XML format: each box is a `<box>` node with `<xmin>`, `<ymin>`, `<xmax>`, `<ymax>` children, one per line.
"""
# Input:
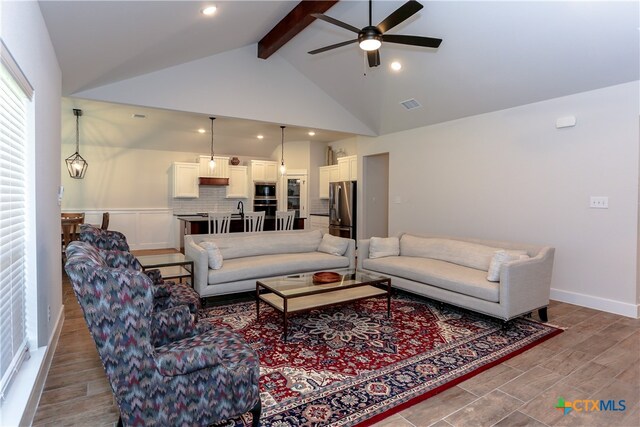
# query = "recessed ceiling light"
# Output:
<box><xmin>201</xmin><ymin>5</ymin><xmax>217</xmax><ymax>16</ymax></box>
<box><xmin>198</xmin><ymin>128</ymin><xmax>206</xmax><ymax>134</ymax></box>
<box><xmin>308</xmin><ymin>131</ymin><xmax>316</xmax><ymax>136</ymax></box>
<box><xmin>257</xmin><ymin>135</ymin><xmax>264</xmax><ymax>140</ymax></box>
<box><xmin>390</xmin><ymin>61</ymin><xmax>402</xmax><ymax>71</ymax></box>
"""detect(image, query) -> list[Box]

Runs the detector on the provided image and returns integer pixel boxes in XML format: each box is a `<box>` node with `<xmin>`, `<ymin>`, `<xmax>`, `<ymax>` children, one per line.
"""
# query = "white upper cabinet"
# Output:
<box><xmin>198</xmin><ymin>155</ymin><xmax>229</xmax><ymax>178</ymax></box>
<box><xmin>251</xmin><ymin>160</ymin><xmax>278</xmax><ymax>182</ymax></box>
<box><xmin>319</xmin><ymin>165</ymin><xmax>341</xmax><ymax>198</ymax></box>
<box><xmin>226</xmin><ymin>166</ymin><xmax>248</xmax><ymax>198</ymax></box>
<box><xmin>172</xmin><ymin>162</ymin><xmax>199</xmax><ymax>198</ymax></box>
<box><xmin>337</xmin><ymin>155</ymin><xmax>357</xmax><ymax>182</ymax></box>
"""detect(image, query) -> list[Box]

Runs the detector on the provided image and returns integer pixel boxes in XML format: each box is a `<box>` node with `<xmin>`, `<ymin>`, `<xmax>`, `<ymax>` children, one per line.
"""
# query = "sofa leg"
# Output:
<box><xmin>538</xmin><ymin>307</ymin><xmax>548</xmax><ymax>322</ymax></box>
<box><xmin>117</xmin><ymin>416</ymin><xmax>123</xmax><ymax>427</ymax></box>
<box><xmin>250</xmin><ymin>398</ymin><xmax>262</xmax><ymax>427</ymax></box>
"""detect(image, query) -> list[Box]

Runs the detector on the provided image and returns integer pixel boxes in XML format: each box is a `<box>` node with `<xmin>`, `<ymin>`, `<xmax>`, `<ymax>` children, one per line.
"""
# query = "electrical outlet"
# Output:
<box><xmin>589</xmin><ymin>196</ymin><xmax>608</xmax><ymax>209</ymax></box>
<box><xmin>48</xmin><ymin>305</ymin><xmax>51</xmax><ymax>322</ymax></box>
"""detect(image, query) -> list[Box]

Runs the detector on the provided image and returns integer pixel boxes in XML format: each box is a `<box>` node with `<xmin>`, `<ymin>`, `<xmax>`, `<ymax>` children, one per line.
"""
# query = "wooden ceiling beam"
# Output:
<box><xmin>258</xmin><ymin>0</ymin><xmax>339</xmax><ymax>59</ymax></box>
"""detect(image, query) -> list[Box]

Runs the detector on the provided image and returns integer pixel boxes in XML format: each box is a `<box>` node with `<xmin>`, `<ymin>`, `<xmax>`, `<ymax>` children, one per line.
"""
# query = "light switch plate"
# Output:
<box><xmin>589</xmin><ymin>196</ymin><xmax>608</xmax><ymax>209</ymax></box>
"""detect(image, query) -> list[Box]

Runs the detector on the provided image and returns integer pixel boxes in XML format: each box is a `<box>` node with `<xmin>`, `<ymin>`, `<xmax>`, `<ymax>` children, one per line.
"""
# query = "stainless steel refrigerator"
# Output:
<box><xmin>329</xmin><ymin>181</ymin><xmax>356</xmax><ymax>240</ymax></box>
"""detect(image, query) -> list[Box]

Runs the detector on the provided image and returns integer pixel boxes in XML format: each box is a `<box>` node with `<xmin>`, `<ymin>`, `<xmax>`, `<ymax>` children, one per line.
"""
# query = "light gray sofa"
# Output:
<box><xmin>185</xmin><ymin>229</ymin><xmax>355</xmax><ymax>298</ymax></box>
<box><xmin>357</xmin><ymin>233</ymin><xmax>555</xmax><ymax>321</ymax></box>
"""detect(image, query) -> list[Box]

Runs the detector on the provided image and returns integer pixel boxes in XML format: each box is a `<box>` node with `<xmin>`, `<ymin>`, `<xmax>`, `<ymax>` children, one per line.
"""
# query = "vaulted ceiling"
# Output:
<box><xmin>41</xmin><ymin>1</ymin><xmax>639</xmax><ymax>139</ymax></box>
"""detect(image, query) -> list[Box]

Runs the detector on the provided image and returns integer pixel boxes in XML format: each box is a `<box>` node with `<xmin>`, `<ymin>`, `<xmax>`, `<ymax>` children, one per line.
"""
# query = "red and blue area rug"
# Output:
<box><xmin>200</xmin><ymin>294</ymin><xmax>561</xmax><ymax>426</ymax></box>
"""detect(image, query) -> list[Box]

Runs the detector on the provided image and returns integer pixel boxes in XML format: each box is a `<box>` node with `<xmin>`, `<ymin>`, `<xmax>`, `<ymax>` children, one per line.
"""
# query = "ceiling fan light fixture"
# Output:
<box><xmin>358</xmin><ymin>27</ymin><xmax>382</xmax><ymax>51</ymax></box>
<box><xmin>359</xmin><ymin>39</ymin><xmax>381</xmax><ymax>51</ymax></box>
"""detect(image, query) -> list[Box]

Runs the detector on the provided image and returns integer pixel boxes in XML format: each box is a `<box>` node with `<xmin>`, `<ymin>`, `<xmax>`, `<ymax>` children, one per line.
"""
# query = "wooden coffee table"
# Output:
<box><xmin>256</xmin><ymin>269</ymin><xmax>391</xmax><ymax>341</ymax></box>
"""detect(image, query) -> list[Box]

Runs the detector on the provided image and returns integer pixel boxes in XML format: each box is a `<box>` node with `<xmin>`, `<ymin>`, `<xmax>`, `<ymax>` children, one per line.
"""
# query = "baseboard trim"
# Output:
<box><xmin>19</xmin><ymin>306</ymin><xmax>65</xmax><ymax>426</ymax></box>
<box><xmin>550</xmin><ymin>288</ymin><xmax>639</xmax><ymax>318</ymax></box>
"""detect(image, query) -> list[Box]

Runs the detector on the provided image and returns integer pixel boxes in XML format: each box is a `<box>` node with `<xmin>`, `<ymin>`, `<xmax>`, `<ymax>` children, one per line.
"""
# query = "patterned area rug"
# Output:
<box><xmin>200</xmin><ymin>294</ymin><xmax>561</xmax><ymax>426</ymax></box>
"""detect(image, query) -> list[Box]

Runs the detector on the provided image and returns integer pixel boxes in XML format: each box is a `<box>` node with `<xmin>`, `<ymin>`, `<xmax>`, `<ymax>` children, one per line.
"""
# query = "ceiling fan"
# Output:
<box><xmin>308</xmin><ymin>0</ymin><xmax>442</xmax><ymax>68</ymax></box>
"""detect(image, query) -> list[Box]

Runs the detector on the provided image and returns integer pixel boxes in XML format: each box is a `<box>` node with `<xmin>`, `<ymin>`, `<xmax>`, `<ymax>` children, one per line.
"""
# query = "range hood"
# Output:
<box><xmin>199</xmin><ymin>177</ymin><xmax>229</xmax><ymax>186</ymax></box>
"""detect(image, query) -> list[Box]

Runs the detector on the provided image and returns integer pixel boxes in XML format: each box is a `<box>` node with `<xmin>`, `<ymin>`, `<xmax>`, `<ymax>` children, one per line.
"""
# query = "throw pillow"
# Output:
<box><xmin>199</xmin><ymin>241</ymin><xmax>223</xmax><ymax>270</ymax></box>
<box><xmin>487</xmin><ymin>250</ymin><xmax>530</xmax><ymax>282</ymax></box>
<box><xmin>369</xmin><ymin>236</ymin><xmax>400</xmax><ymax>259</ymax></box>
<box><xmin>318</xmin><ymin>234</ymin><xmax>349</xmax><ymax>256</ymax></box>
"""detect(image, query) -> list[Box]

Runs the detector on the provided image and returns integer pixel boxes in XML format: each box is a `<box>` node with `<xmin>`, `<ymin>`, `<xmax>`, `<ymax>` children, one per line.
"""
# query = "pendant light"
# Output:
<box><xmin>208</xmin><ymin>117</ymin><xmax>216</xmax><ymax>171</ymax></box>
<box><xmin>65</xmin><ymin>109</ymin><xmax>88</xmax><ymax>179</ymax></box>
<box><xmin>279</xmin><ymin>125</ymin><xmax>286</xmax><ymax>175</ymax></box>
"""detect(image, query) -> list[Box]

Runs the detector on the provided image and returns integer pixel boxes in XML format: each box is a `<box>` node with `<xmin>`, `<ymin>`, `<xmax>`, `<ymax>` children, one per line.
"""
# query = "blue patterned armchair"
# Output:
<box><xmin>79</xmin><ymin>223</ymin><xmax>130</xmax><ymax>251</ymax></box>
<box><xmin>65</xmin><ymin>241</ymin><xmax>261</xmax><ymax>426</ymax></box>
<box><xmin>67</xmin><ymin>241</ymin><xmax>202</xmax><ymax>315</ymax></box>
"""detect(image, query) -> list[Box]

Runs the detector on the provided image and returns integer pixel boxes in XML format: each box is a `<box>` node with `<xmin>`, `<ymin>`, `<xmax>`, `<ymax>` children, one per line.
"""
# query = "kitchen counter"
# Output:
<box><xmin>176</xmin><ymin>214</ymin><xmax>306</xmax><ymax>252</ymax></box>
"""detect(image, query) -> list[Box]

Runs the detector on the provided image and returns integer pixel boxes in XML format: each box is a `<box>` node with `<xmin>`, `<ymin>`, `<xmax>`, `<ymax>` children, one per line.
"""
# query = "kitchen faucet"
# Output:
<box><xmin>237</xmin><ymin>201</ymin><xmax>244</xmax><ymax>216</ymax></box>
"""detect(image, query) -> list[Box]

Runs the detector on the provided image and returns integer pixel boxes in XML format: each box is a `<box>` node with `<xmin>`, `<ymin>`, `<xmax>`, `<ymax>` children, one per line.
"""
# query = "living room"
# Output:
<box><xmin>1</xmin><ymin>1</ymin><xmax>638</xmax><ymax>426</ymax></box>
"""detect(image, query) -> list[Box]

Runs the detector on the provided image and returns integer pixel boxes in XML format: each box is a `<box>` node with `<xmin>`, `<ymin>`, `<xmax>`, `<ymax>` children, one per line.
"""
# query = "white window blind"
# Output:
<box><xmin>0</xmin><ymin>42</ymin><xmax>32</xmax><ymax>400</ymax></box>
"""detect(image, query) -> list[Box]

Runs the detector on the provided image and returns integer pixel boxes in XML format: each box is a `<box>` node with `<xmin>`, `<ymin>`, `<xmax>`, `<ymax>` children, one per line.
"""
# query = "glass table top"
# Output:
<box><xmin>136</xmin><ymin>253</ymin><xmax>191</xmax><ymax>268</ymax></box>
<box><xmin>257</xmin><ymin>269</ymin><xmax>389</xmax><ymax>297</ymax></box>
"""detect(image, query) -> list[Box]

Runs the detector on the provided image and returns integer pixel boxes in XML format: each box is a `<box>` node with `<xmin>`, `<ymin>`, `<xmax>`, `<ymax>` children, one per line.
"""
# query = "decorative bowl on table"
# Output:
<box><xmin>312</xmin><ymin>271</ymin><xmax>342</xmax><ymax>284</ymax></box>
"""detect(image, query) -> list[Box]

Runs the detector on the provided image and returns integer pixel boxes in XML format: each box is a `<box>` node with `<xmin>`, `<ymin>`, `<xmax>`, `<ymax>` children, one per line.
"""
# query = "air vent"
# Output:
<box><xmin>400</xmin><ymin>99</ymin><xmax>422</xmax><ymax>110</ymax></box>
<box><xmin>131</xmin><ymin>113</ymin><xmax>146</xmax><ymax>119</ymax></box>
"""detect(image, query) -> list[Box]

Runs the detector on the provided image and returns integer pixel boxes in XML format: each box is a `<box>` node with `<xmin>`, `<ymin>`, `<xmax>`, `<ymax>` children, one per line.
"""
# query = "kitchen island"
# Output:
<box><xmin>177</xmin><ymin>214</ymin><xmax>306</xmax><ymax>252</ymax></box>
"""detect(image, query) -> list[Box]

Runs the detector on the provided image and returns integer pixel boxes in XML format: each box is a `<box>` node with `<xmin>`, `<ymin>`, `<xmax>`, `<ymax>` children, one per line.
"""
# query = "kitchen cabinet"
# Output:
<box><xmin>319</xmin><ymin>165</ymin><xmax>339</xmax><ymax>198</ymax></box>
<box><xmin>172</xmin><ymin>162</ymin><xmax>199</xmax><ymax>198</ymax></box>
<box><xmin>337</xmin><ymin>155</ymin><xmax>357</xmax><ymax>181</ymax></box>
<box><xmin>198</xmin><ymin>155</ymin><xmax>229</xmax><ymax>178</ymax></box>
<box><xmin>226</xmin><ymin>166</ymin><xmax>248</xmax><ymax>198</ymax></box>
<box><xmin>250</xmin><ymin>160</ymin><xmax>278</xmax><ymax>182</ymax></box>
<box><xmin>285</xmin><ymin>174</ymin><xmax>307</xmax><ymax>218</ymax></box>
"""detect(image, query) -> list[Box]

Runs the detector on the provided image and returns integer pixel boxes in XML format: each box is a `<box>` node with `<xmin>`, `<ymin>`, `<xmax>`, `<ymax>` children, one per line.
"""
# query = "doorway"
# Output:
<box><xmin>362</xmin><ymin>153</ymin><xmax>389</xmax><ymax>238</ymax></box>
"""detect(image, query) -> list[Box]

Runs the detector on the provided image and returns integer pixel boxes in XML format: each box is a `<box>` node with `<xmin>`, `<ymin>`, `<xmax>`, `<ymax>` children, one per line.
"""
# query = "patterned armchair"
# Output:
<box><xmin>78</xmin><ymin>225</ymin><xmax>202</xmax><ymax>315</ymax></box>
<box><xmin>65</xmin><ymin>241</ymin><xmax>261</xmax><ymax>426</ymax></box>
<box><xmin>67</xmin><ymin>242</ymin><xmax>202</xmax><ymax>315</ymax></box>
<box><xmin>79</xmin><ymin>223</ymin><xmax>130</xmax><ymax>251</ymax></box>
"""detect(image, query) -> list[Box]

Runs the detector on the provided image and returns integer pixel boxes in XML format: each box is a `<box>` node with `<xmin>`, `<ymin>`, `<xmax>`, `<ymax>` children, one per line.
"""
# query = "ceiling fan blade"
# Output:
<box><xmin>367</xmin><ymin>50</ymin><xmax>381</xmax><ymax>67</ymax></box>
<box><xmin>382</xmin><ymin>34</ymin><xmax>442</xmax><ymax>48</ymax></box>
<box><xmin>376</xmin><ymin>0</ymin><xmax>423</xmax><ymax>34</ymax></box>
<box><xmin>308</xmin><ymin>39</ymin><xmax>358</xmax><ymax>55</ymax></box>
<box><xmin>311</xmin><ymin>13</ymin><xmax>361</xmax><ymax>34</ymax></box>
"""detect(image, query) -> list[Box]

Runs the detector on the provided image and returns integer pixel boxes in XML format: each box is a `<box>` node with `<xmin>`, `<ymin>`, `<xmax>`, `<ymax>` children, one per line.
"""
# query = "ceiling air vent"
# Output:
<box><xmin>400</xmin><ymin>98</ymin><xmax>422</xmax><ymax>110</ymax></box>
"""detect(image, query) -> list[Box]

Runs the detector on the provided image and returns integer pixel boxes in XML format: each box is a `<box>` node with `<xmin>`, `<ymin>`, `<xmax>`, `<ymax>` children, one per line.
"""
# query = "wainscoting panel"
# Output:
<box><xmin>75</xmin><ymin>209</ymin><xmax>174</xmax><ymax>250</ymax></box>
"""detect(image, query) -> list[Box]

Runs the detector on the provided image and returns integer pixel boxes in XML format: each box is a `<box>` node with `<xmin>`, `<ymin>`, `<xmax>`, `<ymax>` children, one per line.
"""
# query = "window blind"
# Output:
<box><xmin>0</xmin><ymin>44</ymin><xmax>31</xmax><ymax>400</ymax></box>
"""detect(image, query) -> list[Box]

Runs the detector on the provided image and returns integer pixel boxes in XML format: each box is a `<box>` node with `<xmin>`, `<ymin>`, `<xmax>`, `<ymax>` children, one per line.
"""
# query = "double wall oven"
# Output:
<box><xmin>253</xmin><ymin>182</ymin><xmax>277</xmax><ymax>217</ymax></box>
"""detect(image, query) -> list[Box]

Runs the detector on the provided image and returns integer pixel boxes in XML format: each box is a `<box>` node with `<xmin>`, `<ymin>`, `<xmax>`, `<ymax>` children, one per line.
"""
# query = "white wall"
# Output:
<box><xmin>1</xmin><ymin>0</ymin><xmax>62</xmax><ymax>423</ymax></box>
<box><xmin>329</xmin><ymin>136</ymin><xmax>358</xmax><ymax>160</ymax></box>
<box><xmin>359</xmin><ymin>82</ymin><xmax>640</xmax><ymax>317</ymax></box>
<box><xmin>61</xmin><ymin>145</ymin><xmax>198</xmax><ymax>209</ymax></box>
<box><xmin>75</xmin><ymin>44</ymin><xmax>375</xmax><ymax>136</ymax></box>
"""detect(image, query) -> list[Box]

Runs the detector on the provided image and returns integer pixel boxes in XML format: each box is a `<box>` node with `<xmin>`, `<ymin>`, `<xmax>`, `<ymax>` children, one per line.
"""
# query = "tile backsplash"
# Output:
<box><xmin>172</xmin><ymin>186</ymin><xmax>243</xmax><ymax>214</ymax></box>
<box><xmin>309</xmin><ymin>198</ymin><xmax>329</xmax><ymax>215</ymax></box>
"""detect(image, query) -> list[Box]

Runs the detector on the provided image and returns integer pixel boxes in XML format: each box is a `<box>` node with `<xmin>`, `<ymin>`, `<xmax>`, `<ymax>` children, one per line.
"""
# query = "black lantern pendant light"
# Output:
<box><xmin>208</xmin><ymin>117</ymin><xmax>216</xmax><ymax>171</ymax></box>
<box><xmin>280</xmin><ymin>125</ymin><xmax>286</xmax><ymax>175</ymax></box>
<box><xmin>65</xmin><ymin>109</ymin><xmax>88</xmax><ymax>179</ymax></box>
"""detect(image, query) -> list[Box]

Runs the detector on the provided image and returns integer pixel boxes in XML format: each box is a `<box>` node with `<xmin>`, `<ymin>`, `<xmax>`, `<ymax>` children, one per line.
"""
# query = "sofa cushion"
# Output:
<box><xmin>363</xmin><ymin>256</ymin><xmax>499</xmax><ymax>302</ymax></box>
<box><xmin>201</xmin><ymin>230</ymin><xmax>322</xmax><ymax>260</ymax></box>
<box><xmin>199</xmin><ymin>241</ymin><xmax>223</xmax><ymax>270</ymax></box>
<box><xmin>318</xmin><ymin>233</ymin><xmax>349</xmax><ymax>256</ymax></box>
<box><xmin>207</xmin><ymin>252</ymin><xmax>350</xmax><ymax>285</ymax></box>
<box><xmin>486</xmin><ymin>250</ymin><xmax>530</xmax><ymax>282</ymax></box>
<box><xmin>369</xmin><ymin>236</ymin><xmax>400</xmax><ymax>259</ymax></box>
<box><xmin>400</xmin><ymin>235</ymin><xmax>501</xmax><ymax>271</ymax></box>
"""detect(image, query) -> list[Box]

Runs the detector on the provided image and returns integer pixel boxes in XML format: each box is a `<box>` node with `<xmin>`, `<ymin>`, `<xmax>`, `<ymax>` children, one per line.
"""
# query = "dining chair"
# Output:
<box><xmin>101</xmin><ymin>212</ymin><xmax>110</xmax><ymax>230</ymax></box>
<box><xmin>207</xmin><ymin>212</ymin><xmax>232</xmax><ymax>234</ymax></box>
<box><xmin>61</xmin><ymin>215</ymin><xmax>84</xmax><ymax>263</ymax></box>
<box><xmin>275</xmin><ymin>210</ymin><xmax>295</xmax><ymax>231</ymax></box>
<box><xmin>243</xmin><ymin>211</ymin><xmax>265</xmax><ymax>232</ymax></box>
